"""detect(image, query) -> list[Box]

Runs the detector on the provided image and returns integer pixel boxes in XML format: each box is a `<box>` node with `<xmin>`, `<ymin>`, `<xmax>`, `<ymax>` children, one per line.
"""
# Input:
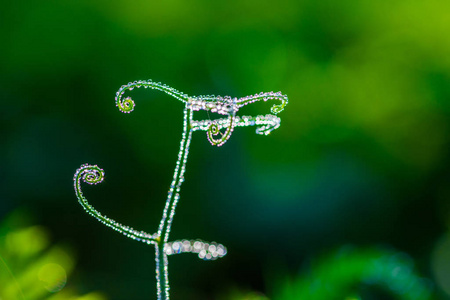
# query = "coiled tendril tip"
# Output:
<box><xmin>118</xmin><ymin>96</ymin><xmax>135</xmax><ymax>113</ymax></box>
<box><xmin>77</xmin><ymin>164</ymin><xmax>105</xmax><ymax>185</ymax></box>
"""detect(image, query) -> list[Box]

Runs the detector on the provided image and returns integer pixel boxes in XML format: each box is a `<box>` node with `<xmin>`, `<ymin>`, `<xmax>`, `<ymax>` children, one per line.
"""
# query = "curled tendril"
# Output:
<box><xmin>78</xmin><ymin>164</ymin><xmax>105</xmax><ymax>185</ymax></box>
<box><xmin>209</xmin><ymin>123</ymin><xmax>220</xmax><ymax>135</ymax></box>
<box><xmin>193</xmin><ymin>91</ymin><xmax>287</xmax><ymax>145</ymax></box>
<box><xmin>233</xmin><ymin>91</ymin><xmax>288</xmax><ymax>115</ymax></box>
<box><xmin>114</xmin><ymin>79</ymin><xmax>288</xmax><ymax>147</ymax></box>
<box><xmin>270</xmin><ymin>99</ymin><xmax>287</xmax><ymax>114</ymax></box>
<box><xmin>117</xmin><ymin>96</ymin><xmax>135</xmax><ymax>113</ymax></box>
<box><xmin>115</xmin><ymin>79</ymin><xmax>190</xmax><ymax>114</ymax></box>
<box><xmin>73</xmin><ymin>164</ymin><xmax>157</xmax><ymax>244</ymax></box>
<box><xmin>206</xmin><ymin>123</ymin><xmax>220</xmax><ymax>145</ymax></box>
<box><xmin>206</xmin><ymin>114</ymin><xmax>235</xmax><ymax>147</ymax></box>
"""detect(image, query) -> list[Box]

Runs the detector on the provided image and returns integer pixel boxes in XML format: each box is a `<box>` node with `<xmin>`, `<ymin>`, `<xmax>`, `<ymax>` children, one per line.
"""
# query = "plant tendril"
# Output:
<box><xmin>74</xmin><ymin>79</ymin><xmax>288</xmax><ymax>300</ymax></box>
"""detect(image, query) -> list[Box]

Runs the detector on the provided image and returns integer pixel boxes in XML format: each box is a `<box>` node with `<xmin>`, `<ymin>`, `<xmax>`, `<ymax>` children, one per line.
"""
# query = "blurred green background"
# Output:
<box><xmin>1</xmin><ymin>0</ymin><xmax>450</xmax><ymax>299</ymax></box>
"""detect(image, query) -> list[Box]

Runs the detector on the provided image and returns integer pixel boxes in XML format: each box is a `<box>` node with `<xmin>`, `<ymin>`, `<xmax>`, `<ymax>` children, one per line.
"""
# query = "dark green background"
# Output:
<box><xmin>2</xmin><ymin>0</ymin><xmax>450</xmax><ymax>299</ymax></box>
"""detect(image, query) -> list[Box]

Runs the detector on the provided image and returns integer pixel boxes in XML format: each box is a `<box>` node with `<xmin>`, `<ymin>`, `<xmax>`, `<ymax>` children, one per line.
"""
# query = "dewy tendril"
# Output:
<box><xmin>73</xmin><ymin>79</ymin><xmax>288</xmax><ymax>300</ymax></box>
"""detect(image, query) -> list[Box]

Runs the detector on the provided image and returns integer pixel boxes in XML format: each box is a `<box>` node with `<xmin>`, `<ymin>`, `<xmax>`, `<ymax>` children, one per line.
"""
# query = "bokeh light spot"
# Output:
<box><xmin>431</xmin><ymin>234</ymin><xmax>450</xmax><ymax>296</ymax></box>
<box><xmin>37</xmin><ymin>263</ymin><xmax>67</xmax><ymax>293</ymax></box>
<box><xmin>6</xmin><ymin>226</ymin><xmax>49</xmax><ymax>257</ymax></box>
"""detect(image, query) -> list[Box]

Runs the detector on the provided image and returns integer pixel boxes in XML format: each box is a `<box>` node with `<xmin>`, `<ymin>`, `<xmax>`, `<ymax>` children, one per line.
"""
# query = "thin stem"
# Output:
<box><xmin>155</xmin><ymin>242</ymin><xmax>170</xmax><ymax>300</ymax></box>
<box><xmin>155</xmin><ymin>107</ymin><xmax>192</xmax><ymax>300</ymax></box>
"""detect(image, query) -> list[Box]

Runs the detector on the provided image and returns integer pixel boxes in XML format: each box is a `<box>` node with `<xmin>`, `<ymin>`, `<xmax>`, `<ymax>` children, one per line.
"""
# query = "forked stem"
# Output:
<box><xmin>74</xmin><ymin>79</ymin><xmax>288</xmax><ymax>300</ymax></box>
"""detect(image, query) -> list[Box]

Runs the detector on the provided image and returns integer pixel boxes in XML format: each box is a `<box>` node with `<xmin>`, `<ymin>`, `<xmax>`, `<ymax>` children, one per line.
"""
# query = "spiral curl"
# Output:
<box><xmin>117</xmin><ymin>96</ymin><xmax>135</xmax><ymax>113</ymax></box>
<box><xmin>270</xmin><ymin>101</ymin><xmax>287</xmax><ymax>114</ymax></box>
<box><xmin>208</xmin><ymin>123</ymin><xmax>219</xmax><ymax>135</ymax></box>
<box><xmin>207</xmin><ymin>123</ymin><xmax>222</xmax><ymax>146</ymax></box>
<box><xmin>206</xmin><ymin>114</ymin><xmax>235</xmax><ymax>147</ymax></box>
<box><xmin>79</xmin><ymin>164</ymin><xmax>105</xmax><ymax>185</ymax></box>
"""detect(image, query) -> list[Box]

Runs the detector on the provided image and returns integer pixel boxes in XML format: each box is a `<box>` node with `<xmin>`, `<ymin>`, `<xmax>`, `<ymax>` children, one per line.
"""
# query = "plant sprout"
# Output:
<box><xmin>73</xmin><ymin>79</ymin><xmax>288</xmax><ymax>300</ymax></box>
